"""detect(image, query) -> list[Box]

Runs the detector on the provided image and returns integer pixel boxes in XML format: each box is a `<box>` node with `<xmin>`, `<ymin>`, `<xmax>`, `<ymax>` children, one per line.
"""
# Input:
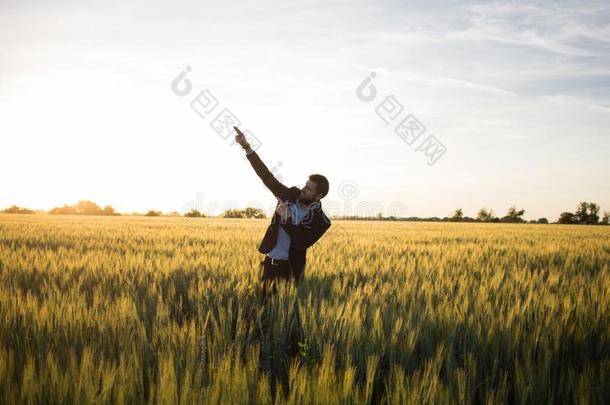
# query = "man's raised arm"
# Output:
<box><xmin>234</xmin><ymin>126</ymin><xmax>289</xmax><ymax>198</ymax></box>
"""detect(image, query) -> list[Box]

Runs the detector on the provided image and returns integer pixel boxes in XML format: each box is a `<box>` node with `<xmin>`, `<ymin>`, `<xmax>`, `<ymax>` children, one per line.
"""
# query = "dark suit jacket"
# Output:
<box><xmin>246</xmin><ymin>150</ymin><xmax>331</xmax><ymax>280</ymax></box>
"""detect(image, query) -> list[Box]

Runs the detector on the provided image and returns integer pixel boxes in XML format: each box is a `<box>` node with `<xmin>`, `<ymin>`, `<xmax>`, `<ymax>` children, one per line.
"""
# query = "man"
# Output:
<box><xmin>233</xmin><ymin>126</ymin><xmax>331</xmax><ymax>295</ymax></box>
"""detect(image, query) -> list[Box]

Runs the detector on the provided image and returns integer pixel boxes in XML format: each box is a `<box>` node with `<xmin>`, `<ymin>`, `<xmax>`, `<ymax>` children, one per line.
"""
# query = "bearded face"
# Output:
<box><xmin>298</xmin><ymin>194</ymin><xmax>316</xmax><ymax>205</ymax></box>
<box><xmin>298</xmin><ymin>180</ymin><xmax>320</xmax><ymax>206</ymax></box>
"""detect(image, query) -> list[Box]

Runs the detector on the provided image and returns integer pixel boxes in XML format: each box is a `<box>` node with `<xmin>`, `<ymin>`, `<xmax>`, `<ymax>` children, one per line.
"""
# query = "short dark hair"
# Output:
<box><xmin>309</xmin><ymin>174</ymin><xmax>329</xmax><ymax>199</ymax></box>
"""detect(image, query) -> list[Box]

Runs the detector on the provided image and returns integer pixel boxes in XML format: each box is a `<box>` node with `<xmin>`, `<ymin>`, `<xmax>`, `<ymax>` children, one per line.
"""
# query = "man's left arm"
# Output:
<box><xmin>280</xmin><ymin>217</ymin><xmax>331</xmax><ymax>250</ymax></box>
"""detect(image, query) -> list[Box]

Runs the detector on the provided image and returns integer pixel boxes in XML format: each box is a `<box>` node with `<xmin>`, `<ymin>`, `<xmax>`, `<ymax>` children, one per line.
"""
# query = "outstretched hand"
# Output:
<box><xmin>233</xmin><ymin>126</ymin><xmax>250</xmax><ymax>149</ymax></box>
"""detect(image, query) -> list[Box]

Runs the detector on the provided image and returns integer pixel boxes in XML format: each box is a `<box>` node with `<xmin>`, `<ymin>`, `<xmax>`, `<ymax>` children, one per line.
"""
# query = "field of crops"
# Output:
<box><xmin>0</xmin><ymin>213</ymin><xmax>609</xmax><ymax>404</ymax></box>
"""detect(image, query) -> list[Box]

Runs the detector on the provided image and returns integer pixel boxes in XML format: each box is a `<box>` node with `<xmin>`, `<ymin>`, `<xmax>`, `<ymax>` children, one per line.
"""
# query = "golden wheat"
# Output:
<box><xmin>0</xmin><ymin>214</ymin><xmax>609</xmax><ymax>404</ymax></box>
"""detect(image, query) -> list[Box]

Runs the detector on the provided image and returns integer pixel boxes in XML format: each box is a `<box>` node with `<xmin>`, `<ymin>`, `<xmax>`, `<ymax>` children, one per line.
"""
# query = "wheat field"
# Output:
<box><xmin>0</xmin><ymin>213</ymin><xmax>609</xmax><ymax>404</ymax></box>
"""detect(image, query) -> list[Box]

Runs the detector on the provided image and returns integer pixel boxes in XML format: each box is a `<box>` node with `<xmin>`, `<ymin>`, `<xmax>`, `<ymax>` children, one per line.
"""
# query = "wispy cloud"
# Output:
<box><xmin>587</xmin><ymin>103</ymin><xmax>610</xmax><ymax>113</ymax></box>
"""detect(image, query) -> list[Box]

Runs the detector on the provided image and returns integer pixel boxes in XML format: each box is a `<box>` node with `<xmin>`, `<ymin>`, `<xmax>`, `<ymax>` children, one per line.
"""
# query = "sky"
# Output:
<box><xmin>1</xmin><ymin>0</ymin><xmax>609</xmax><ymax>220</ymax></box>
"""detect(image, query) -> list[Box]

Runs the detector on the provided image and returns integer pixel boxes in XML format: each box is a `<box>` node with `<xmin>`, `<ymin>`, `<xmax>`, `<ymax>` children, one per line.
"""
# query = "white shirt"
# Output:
<box><xmin>268</xmin><ymin>200</ymin><xmax>317</xmax><ymax>260</ymax></box>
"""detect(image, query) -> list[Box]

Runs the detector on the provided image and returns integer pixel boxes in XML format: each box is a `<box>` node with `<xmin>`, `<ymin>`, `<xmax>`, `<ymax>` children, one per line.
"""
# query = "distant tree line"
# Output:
<box><xmin>2</xmin><ymin>200</ymin><xmax>608</xmax><ymax>224</ymax></box>
<box><xmin>1</xmin><ymin>205</ymin><xmax>35</xmax><ymax>214</ymax></box>
<box><xmin>184</xmin><ymin>209</ymin><xmax>205</xmax><ymax>218</ymax></box>
<box><xmin>557</xmin><ymin>202</ymin><xmax>609</xmax><ymax>225</ymax></box>
<box><xmin>222</xmin><ymin>208</ymin><xmax>266</xmax><ymax>219</ymax></box>
<box><xmin>332</xmin><ymin>206</ymin><xmax>541</xmax><ymax>223</ymax></box>
<box><xmin>48</xmin><ymin>200</ymin><xmax>119</xmax><ymax>216</ymax></box>
<box><xmin>450</xmin><ymin>206</ymin><xmax>547</xmax><ymax>224</ymax></box>
<box><xmin>332</xmin><ymin>202</ymin><xmax>609</xmax><ymax>225</ymax></box>
<box><xmin>0</xmin><ymin>200</ymin><xmax>266</xmax><ymax>219</ymax></box>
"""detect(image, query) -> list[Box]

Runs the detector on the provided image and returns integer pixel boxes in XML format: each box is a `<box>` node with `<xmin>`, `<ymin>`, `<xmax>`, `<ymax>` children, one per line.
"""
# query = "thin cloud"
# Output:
<box><xmin>388</xmin><ymin>70</ymin><xmax>518</xmax><ymax>97</ymax></box>
<box><xmin>587</xmin><ymin>104</ymin><xmax>610</xmax><ymax>113</ymax></box>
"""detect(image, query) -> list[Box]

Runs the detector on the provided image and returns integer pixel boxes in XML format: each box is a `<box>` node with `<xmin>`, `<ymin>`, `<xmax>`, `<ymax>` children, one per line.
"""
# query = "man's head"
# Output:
<box><xmin>298</xmin><ymin>174</ymin><xmax>329</xmax><ymax>205</ymax></box>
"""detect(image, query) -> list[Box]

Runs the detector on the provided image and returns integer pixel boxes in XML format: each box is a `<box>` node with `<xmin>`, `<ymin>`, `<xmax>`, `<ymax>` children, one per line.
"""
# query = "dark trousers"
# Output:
<box><xmin>260</xmin><ymin>256</ymin><xmax>301</xmax><ymax>303</ymax></box>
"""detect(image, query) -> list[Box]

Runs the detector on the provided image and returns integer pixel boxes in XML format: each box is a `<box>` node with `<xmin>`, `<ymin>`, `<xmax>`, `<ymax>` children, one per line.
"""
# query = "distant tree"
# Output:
<box><xmin>602</xmin><ymin>211</ymin><xmax>609</xmax><ymax>225</ymax></box>
<box><xmin>585</xmin><ymin>202</ymin><xmax>600</xmax><ymax>224</ymax></box>
<box><xmin>223</xmin><ymin>207</ymin><xmax>265</xmax><ymax>219</ymax></box>
<box><xmin>102</xmin><ymin>205</ymin><xmax>117</xmax><ymax>215</ymax></box>
<box><xmin>477</xmin><ymin>208</ymin><xmax>496</xmax><ymax>222</ymax></box>
<box><xmin>185</xmin><ymin>209</ymin><xmax>204</xmax><ymax>218</ymax></box>
<box><xmin>243</xmin><ymin>207</ymin><xmax>265</xmax><ymax>219</ymax></box>
<box><xmin>573</xmin><ymin>202</ymin><xmax>600</xmax><ymax>224</ymax></box>
<box><xmin>49</xmin><ymin>201</ymin><xmax>117</xmax><ymax>215</ymax></box>
<box><xmin>145</xmin><ymin>210</ymin><xmax>162</xmax><ymax>217</ymax></box>
<box><xmin>76</xmin><ymin>200</ymin><xmax>102</xmax><ymax>215</ymax></box>
<box><xmin>500</xmin><ymin>206</ymin><xmax>526</xmax><ymax>223</ymax></box>
<box><xmin>576</xmin><ymin>201</ymin><xmax>599</xmax><ymax>225</ymax></box>
<box><xmin>49</xmin><ymin>204</ymin><xmax>78</xmax><ymax>215</ymax></box>
<box><xmin>508</xmin><ymin>206</ymin><xmax>525</xmax><ymax>220</ymax></box>
<box><xmin>1</xmin><ymin>205</ymin><xmax>34</xmax><ymax>214</ymax></box>
<box><xmin>451</xmin><ymin>208</ymin><xmax>464</xmax><ymax>222</ymax></box>
<box><xmin>165</xmin><ymin>211</ymin><xmax>182</xmax><ymax>217</ymax></box>
<box><xmin>575</xmin><ymin>202</ymin><xmax>587</xmax><ymax>223</ymax></box>
<box><xmin>223</xmin><ymin>209</ymin><xmax>244</xmax><ymax>218</ymax></box>
<box><xmin>537</xmin><ymin>217</ymin><xmax>549</xmax><ymax>224</ymax></box>
<box><xmin>558</xmin><ymin>212</ymin><xmax>578</xmax><ymax>224</ymax></box>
